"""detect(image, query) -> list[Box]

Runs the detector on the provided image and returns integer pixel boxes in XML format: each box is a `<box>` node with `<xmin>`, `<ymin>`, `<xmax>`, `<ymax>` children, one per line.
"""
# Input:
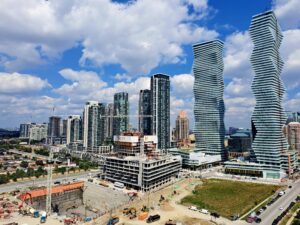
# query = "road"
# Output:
<box><xmin>9</xmin><ymin>149</ymin><xmax>50</xmax><ymax>160</ymax></box>
<box><xmin>258</xmin><ymin>179</ymin><xmax>300</xmax><ymax>225</ymax></box>
<box><xmin>0</xmin><ymin>171</ymin><xmax>99</xmax><ymax>193</ymax></box>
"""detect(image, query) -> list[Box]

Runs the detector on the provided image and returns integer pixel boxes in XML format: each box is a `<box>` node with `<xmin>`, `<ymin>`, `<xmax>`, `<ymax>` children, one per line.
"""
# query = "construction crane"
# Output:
<box><xmin>45</xmin><ymin>148</ymin><xmax>54</xmax><ymax>215</ymax></box>
<box><xmin>45</xmin><ymin>106</ymin><xmax>56</xmax><ymax>215</ymax></box>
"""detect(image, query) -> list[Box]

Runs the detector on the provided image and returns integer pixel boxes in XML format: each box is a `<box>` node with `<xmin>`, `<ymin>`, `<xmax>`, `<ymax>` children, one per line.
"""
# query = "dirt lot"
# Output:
<box><xmin>87</xmin><ymin>178</ymin><xmax>247</xmax><ymax>225</ymax></box>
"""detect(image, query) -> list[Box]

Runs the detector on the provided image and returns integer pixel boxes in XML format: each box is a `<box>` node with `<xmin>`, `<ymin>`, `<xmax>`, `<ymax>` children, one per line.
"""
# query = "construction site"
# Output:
<box><xmin>104</xmin><ymin>132</ymin><xmax>182</xmax><ymax>192</ymax></box>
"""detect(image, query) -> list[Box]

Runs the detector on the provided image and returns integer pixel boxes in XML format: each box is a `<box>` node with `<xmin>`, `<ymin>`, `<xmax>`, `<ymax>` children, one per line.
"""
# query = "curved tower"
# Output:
<box><xmin>250</xmin><ymin>11</ymin><xmax>297</xmax><ymax>176</ymax></box>
<box><xmin>193</xmin><ymin>40</ymin><xmax>225</xmax><ymax>160</ymax></box>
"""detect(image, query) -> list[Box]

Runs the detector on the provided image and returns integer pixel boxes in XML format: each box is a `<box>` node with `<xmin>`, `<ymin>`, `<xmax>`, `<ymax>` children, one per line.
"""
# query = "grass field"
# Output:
<box><xmin>181</xmin><ymin>179</ymin><xmax>280</xmax><ymax>219</ymax></box>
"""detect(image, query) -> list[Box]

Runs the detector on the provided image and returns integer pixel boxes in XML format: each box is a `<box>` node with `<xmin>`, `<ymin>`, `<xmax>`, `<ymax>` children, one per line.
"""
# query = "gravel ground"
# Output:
<box><xmin>83</xmin><ymin>182</ymin><xmax>131</xmax><ymax>215</ymax></box>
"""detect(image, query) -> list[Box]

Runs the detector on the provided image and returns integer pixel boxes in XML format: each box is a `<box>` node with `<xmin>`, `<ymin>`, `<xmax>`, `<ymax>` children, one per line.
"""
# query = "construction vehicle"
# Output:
<box><xmin>107</xmin><ymin>216</ymin><xmax>119</xmax><ymax>225</ymax></box>
<box><xmin>141</xmin><ymin>205</ymin><xmax>149</xmax><ymax>212</ymax></box>
<box><xmin>18</xmin><ymin>192</ymin><xmax>32</xmax><ymax>209</ymax></box>
<box><xmin>123</xmin><ymin>207</ymin><xmax>136</xmax><ymax>218</ymax></box>
<box><xmin>40</xmin><ymin>211</ymin><xmax>47</xmax><ymax>223</ymax></box>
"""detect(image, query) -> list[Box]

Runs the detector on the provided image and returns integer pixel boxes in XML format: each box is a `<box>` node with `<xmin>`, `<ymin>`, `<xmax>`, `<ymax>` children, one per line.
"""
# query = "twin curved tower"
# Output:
<box><xmin>193</xmin><ymin>11</ymin><xmax>297</xmax><ymax>176</ymax></box>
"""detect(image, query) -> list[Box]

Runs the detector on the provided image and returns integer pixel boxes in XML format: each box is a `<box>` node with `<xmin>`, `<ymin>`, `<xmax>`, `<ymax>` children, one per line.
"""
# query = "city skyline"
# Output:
<box><xmin>0</xmin><ymin>0</ymin><xmax>300</xmax><ymax>129</ymax></box>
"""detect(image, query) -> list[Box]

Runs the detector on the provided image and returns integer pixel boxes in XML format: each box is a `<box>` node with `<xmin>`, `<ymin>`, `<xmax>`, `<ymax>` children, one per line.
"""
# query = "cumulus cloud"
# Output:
<box><xmin>273</xmin><ymin>0</ymin><xmax>300</xmax><ymax>29</ymax></box>
<box><xmin>0</xmin><ymin>0</ymin><xmax>217</xmax><ymax>75</ymax></box>
<box><xmin>171</xmin><ymin>74</ymin><xmax>194</xmax><ymax>96</ymax></box>
<box><xmin>0</xmin><ymin>72</ymin><xmax>50</xmax><ymax>94</ymax></box>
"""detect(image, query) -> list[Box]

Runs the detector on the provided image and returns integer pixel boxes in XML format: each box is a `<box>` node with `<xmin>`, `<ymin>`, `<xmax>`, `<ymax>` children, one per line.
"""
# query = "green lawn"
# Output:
<box><xmin>181</xmin><ymin>179</ymin><xmax>279</xmax><ymax>219</ymax></box>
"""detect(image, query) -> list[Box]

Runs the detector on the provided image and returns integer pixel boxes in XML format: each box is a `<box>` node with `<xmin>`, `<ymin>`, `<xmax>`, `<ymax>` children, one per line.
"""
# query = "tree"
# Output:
<box><xmin>20</xmin><ymin>161</ymin><xmax>29</xmax><ymax>168</ymax></box>
<box><xmin>36</xmin><ymin>160</ymin><xmax>44</xmax><ymax>166</ymax></box>
<box><xmin>26</xmin><ymin>168</ymin><xmax>35</xmax><ymax>177</ymax></box>
<box><xmin>35</xmin><ymin>166</ymin><xmax>47</xmax><ymax>178</ymax></box>
<box><xmin>0</xmin><ymin>175</ymin><xmax>9</xmax><ymax>184</ymax></box>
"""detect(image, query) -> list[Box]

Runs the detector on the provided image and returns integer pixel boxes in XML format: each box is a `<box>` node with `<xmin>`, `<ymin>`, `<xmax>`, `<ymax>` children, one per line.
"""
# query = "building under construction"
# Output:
<box><xmin>19</xmin><ymin>182</ymin><xmax>84</xmax><ymax>213</ymax></box>
<box><xmin>104</xmin><ymin>132</ymin><xmax>181</xmax><ymax>192</ymax></box>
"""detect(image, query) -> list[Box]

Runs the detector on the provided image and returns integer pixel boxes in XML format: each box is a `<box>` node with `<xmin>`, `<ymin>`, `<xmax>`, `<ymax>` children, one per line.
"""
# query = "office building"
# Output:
<box><xmin>228</xmin><ymin>129</ymin><xmax>252</xmax><ymax>157</ymax></box>
<box><xmin>283</xmin><ymin>122</ymin><xmax>300</xmax><ymax>154</ymax></box>
<box><xmin>29</xmin><ymin>123</ymin><xmax>48</xmax><ymax>141</ymax></box>
<box><xmin>66</xmin><ymin>115</ymin><xmax>82</xmax><ymax>144</ymax></box>
<box><xmin>138</xmin><ymin>89</ymin><xmax>152</xmax><ymax>135</ymax></box>
<box><xmin>225</xmin><ymin>11</ymin><xmax>298</xmax><ymax>178</ymax></box>
<box><xmin>113</xmin><ymin>92</ymin><xmax>129</xmax><ymax>135</ymax></box>
<box><xmin>169</xmin><ymin>148</ymin><xmax>221</xmax><ymax>169</ymax></box>
<box><xmin>193</xmin><ymin>40</ymin><xmax>225</xmax><ymax>160</ymax></box>
<box><xmin>175</xmin><ymin>111</ymin><xmax>189</xmax><ymax>144</ymax></box>
<box><xmin>151</xmin><ymin>74</ymin><xmax>170</xmax><ymax>150</ymax></box>
<box><xmin>105</xmin><ymin>103</ymin><xmax>114</xmax><ymax>141</ymax></box>
<box><xmin>19</xmin><ymin>123</ymin><xmax>31</xmax><ymax>138</ymax></box>
<box><xmin>83</xmin><ymin>101</ymin><xmax>106</xmax><ymax>149</ymax></box>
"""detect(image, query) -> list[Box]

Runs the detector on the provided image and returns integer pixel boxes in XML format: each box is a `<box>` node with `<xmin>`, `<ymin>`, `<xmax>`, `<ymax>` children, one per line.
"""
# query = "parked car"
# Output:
<box><xmin>211</xmin><ymin>212</ymin><xmax>220</xmax><ymax>218</ymax></box>
<box><xmin>199</xmin><ymin>209</ymin><xmax>209</xmax><ymax>214</ymax></box>
<box><xmin>188</xmin><ymin>206</ymin><xmax>197</xmax><ymax>211</ymax></box>
<box><xmin>146</xmin><ymin>214</ymin><xmax>160</xmax><ymax>223</ymax></box>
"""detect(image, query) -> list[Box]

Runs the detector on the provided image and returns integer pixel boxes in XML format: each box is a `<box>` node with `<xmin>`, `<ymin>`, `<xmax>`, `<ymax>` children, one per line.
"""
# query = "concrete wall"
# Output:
<box><xmin>28</xmin><ymin>188</ymin><xmax>83</xmax><ymax>212</ymax></box>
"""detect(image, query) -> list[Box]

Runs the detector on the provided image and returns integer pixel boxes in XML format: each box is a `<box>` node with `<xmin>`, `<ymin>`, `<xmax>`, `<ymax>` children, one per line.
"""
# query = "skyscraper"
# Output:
<box><xmin>83</xmin><ymin>101</ymin><xmax>106</xmax><ymax>149</ymax></box>
<box><xmin>151</xmin><ymin>74</ymin><xmax>170</xmax><ymax>150</ymax></box>
<box><xmin>193</xmin><ymin>40</ymin><xmax>225</xmax><ymax>160</ymax></box>
<box><xmin>48</xmin><ymin>116</ymin><xmax>61</xmax><ymax>139</ymax></box>
<box><xmin>67</xmin><ymin>115</ymin><xmax>82</xmax><ymax>144</ymax></box>
<box><xmin>250</xmin><ymin>11</ymin><xmax>297</xmax><ymax>177</ymax></box>
<box><xmin>113</xmin><ymin>92</ymin><xmax>129</xmax><ymax>135</ymax></box>
<box><xmin>105</xmin><ymin>103</ymin><xmax>114</xmax><ymax>140</ymax></box>
<box><xmin>175</xmin><ymin>111</ymin><xmax>189</xmax><ymax>142</ymax></box>
<box><xmin>139</xmin><ymin>89</ymin><xmax>152</xmax><ymax>135</ymax></box>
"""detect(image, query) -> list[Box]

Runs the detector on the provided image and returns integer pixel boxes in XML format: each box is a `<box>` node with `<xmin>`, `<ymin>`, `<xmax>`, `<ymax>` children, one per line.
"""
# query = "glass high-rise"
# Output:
<box><xmin>83</xmin><ymin>101</ymin><xmax>105</xmax><ymax>149</ymax></box>
<box><xmin>193</xmin><ymin>40</ymin><xmax>225</xmax><ymax>160</ymax></box>
<box><xmin>151</xmin><ymin>74</ymin><xmax>170</xmax><ymax>150</ymax></box>
<box><xmin>139</xmin><ymin>89</ymin><xmax>152</xmax><ymax>135</ymax></box>
<box><xmin>250</xmin><ymin>11</ymin><xmax>298</xmax><ymax>176</ymax></box>
<box><xmin>105</xmin><ymin>103</ymin><xmax>114</xmax><ymax>140</ymax></box>
<box><xmin>67</xmin><ymin>115</ymin><xmax>82</xmax><ymax>144</ymax></box>
<box><xmin>113</xmin><ymin>92</ymin><xmax>129</xmax><ymax>135</ymax></box>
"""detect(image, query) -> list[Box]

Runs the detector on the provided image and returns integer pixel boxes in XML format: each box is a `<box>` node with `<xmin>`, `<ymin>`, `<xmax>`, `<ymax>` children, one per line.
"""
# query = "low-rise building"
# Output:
<box><xmin>169</xmin><ymin>148</ymin><xmax>221</xmax><ymax>169</ymax></box>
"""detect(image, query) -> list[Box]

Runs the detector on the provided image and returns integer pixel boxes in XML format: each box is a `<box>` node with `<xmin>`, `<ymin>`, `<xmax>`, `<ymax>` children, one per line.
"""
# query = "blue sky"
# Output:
<box><xmin>0</xmin><ymin>0</ymin><xmax>299</xmax><ymax>129</ymax></box>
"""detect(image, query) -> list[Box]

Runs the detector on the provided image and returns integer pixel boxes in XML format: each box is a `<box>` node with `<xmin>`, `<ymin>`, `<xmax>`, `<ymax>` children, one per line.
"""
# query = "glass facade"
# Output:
<box><xmin>113</xmin><ymin>92</ymin><xmax>129</xmax><ymax>135</ymax></box>
<box><xmin>151</xmin><ymin>74</ymin><xmax>170</xmax><ymax>150</ymax></box>
<box><xmin>193</xmin><ymin>40</ymin><xmax>226</xmax><ymax>160</ymax></box>
<box><xmin>139</xmin><ymin>89</ymin><xmax>152</xmax><ymax>135</ymax></box>
<box><xmin>250</xmin><ymin>11</ymin><xmax>298</xmax><ymax>173</ymax></box>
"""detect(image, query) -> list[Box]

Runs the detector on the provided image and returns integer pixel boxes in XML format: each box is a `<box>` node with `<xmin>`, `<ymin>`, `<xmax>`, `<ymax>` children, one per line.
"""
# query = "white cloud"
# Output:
<box><xmin>0</xmin><ymin>0</ymin><xmax>217</xmax><ymax>75</ymax></box>
<box><xmin>225</xmin><ymin>78</ymin><xmax>251</xmax><ymax>96</ymax></box>
<box><xmin>171</xmin><ymin>74</ymin><xmax>194</xmax><ymax>96</ymax></box>
<box><xmin>223</xmin><ymin>31</ymin><xmax>253</xmax><ymax>79</ymax></box>
<box><xmin>0</xmin><ymin>72</ymin><xmax>50</xmax><ymax>94</ymax></box>
<box><xmin>273</xmin><ymin>0</ymin><xmax>300</xmax><ymax>29</ymax></box>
